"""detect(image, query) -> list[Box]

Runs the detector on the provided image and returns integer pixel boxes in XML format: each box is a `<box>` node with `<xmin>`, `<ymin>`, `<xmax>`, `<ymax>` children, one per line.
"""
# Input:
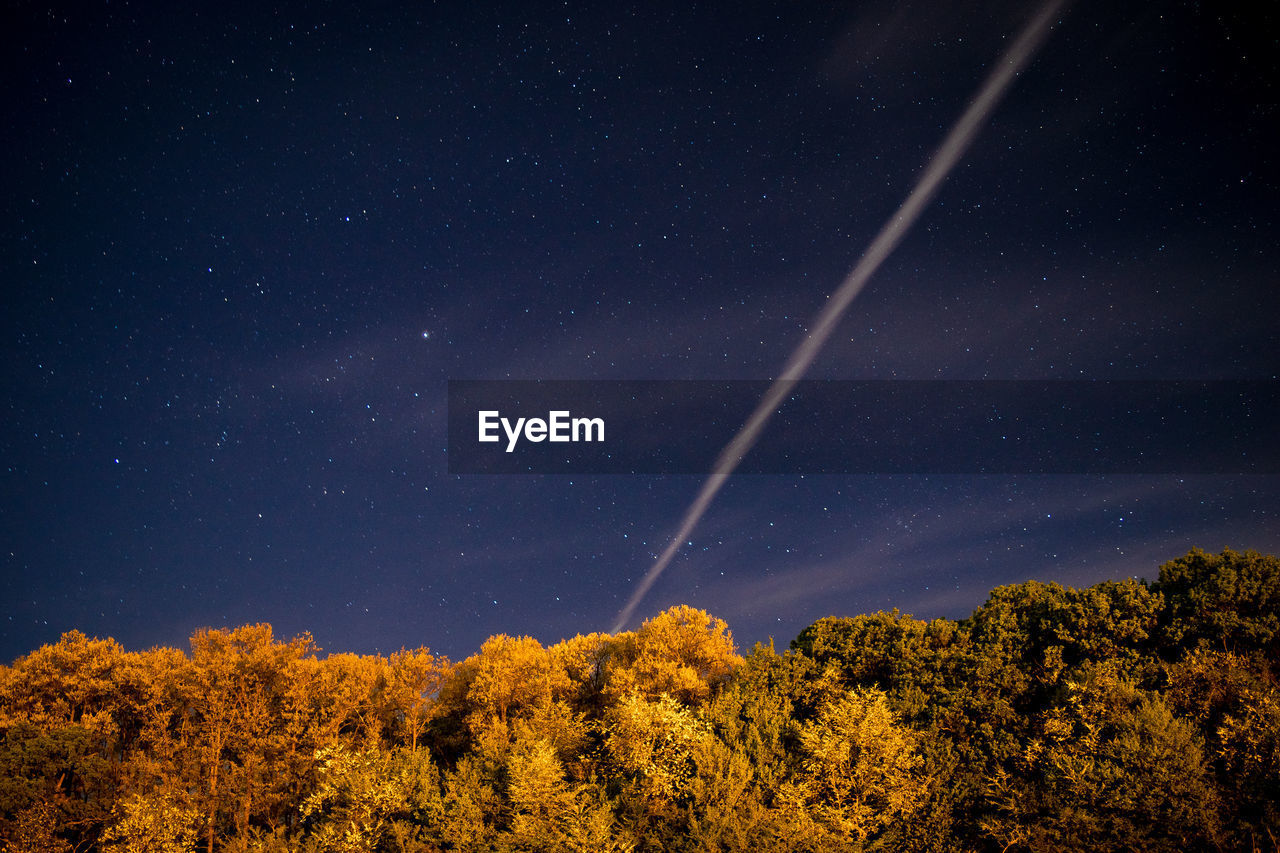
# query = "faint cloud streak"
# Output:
<box><xmin>611</xmin><ymin>0</ymin><xmax>1068</xmax><ymax>633</ymax></box>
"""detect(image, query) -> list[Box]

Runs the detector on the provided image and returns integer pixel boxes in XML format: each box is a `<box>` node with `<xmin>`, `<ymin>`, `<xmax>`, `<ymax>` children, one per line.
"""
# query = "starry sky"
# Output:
<box><xmin>3</xmin><ymin>0</ymin><xmax>1277</xmax><ymax>663</ymax></box>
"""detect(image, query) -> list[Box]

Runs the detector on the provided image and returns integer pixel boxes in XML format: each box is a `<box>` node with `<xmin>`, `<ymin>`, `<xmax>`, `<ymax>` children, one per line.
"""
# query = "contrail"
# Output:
<box><xmin>609</xmin><ymin>0</ymin><xmax>1067</xmax><ymax>634</ymax></box>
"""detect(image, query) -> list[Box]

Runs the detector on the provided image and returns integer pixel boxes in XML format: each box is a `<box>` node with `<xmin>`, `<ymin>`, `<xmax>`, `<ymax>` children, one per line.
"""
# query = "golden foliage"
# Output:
<box><xmin>606</xmin><ymin>692</ymin><xmax>710</xmax><ymax>801</ymax></box>
<box><xmin>100</xmin><ymin>792</ymin><xmax>201</xmax><ymax>853</ymax></box>
<box><xmin>2</xmin><ymin>551</ymin><xmax>1278</xmax><ymax>852</ymax></box>
<box><xmin>608</xmin><ymin>605</ymin><xmax>742</xmax><ymax>706</ymax></box>
<box><xmin>788</xmin><ymin>687</ymin><xmax>929</xmax><ymax>844</ymax></box>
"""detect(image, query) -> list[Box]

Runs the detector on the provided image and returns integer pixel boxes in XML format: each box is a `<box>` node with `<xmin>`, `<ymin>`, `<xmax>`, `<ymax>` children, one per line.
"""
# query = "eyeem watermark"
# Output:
<box><xmin>478</xmin><ymin>410</ymin><xmax>605</xmax><ymax>452</ymax></box>
<box><xmin>448</xmin><ymin>379</ymin><xmax>1279</xmax><ymax>474</ymax></box>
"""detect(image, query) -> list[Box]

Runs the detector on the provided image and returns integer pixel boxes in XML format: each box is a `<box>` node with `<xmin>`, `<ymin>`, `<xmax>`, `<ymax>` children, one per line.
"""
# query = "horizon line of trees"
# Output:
<box><xmin>1</xmin><ymin>546</ymin><xmax>1278</xmax><ymax>852</ymax></box>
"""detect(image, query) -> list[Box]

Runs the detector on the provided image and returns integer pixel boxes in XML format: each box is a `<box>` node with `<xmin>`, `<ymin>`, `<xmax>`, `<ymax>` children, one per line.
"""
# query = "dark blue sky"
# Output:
<box><xmin>3</xmin><ymin>0</ymin><xmax>1277</xmax><ymax>662</ymax></box>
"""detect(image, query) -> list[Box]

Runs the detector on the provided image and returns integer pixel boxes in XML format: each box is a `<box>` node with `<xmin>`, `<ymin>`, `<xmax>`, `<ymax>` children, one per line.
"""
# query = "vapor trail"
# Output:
<box><xmin>610</xmin><ymin>0</ymin><xmax>1067</xmax><ymax>634</ymax></box>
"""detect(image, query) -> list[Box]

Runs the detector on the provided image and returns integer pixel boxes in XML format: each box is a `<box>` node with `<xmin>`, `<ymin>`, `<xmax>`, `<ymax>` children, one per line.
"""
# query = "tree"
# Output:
<box><xmin>606</xmin><ymin>692</ymin><xmax>709</xmax><ymax>806</ymax></box>
<box><xmin>681</xmin><ymin>644</ymin><xmax>802</xmax><ymax>852</ymax></box>
<box><xmin>0</xmin><ymin>634</ymin><xmax>124</xmax><ymax>851</ymax></box>
<box><xmin>386</xmin><ymin>647</ymin><xmax>448</xmax><ymax>754</ymax></box>
<box><xmin>0</xmin><ymin>630</ymin><xmax>124</xmax><ymax>730</ymax></box>
<box><xmin>464</xmin><ymin>635</ymin><xmax>570</xmax><ymax>731</ymax></box>
<box><xmin>1153</xmin><ymin>547</ymin><xmax>1280</xmax><ymax>655</ymax></box>
<box><xmin>608</xmin><ymin>606</ymin><xmax>741</xmax><ymax>707</ymax></box>
<box><xmin>99</xmin><ymin>792</ymin><xmax>201</xmax><ymax>853</ymax></box>
<box><xmin>300</xmin><ymin>745</ymin><xmax>441</xmax><ymax>853</ymax></box>
<box><xmin>4</xmin><ymin>551</ymin><xmax>1279</xmax><ymax>852</ymax></box>
<box><xmin>2</xmin><ymin>798</ymin><xmax>73</xmax><ymax>853</ymax></box>
<box><xmin>506</xmin><ymin>734</ymin><xmax>626</xmax><ymax>852</ymax></box>
<box><xmin>790</xmin><ymin>610</ymin><xmax>963</xmax><ymax>723</ymax></box>
<box><xmin>549</xmin><ymin>632</ymin><xmax>617</xmax><ymax>717</ymax></box>
<box><xmin>185</xmin><ymin>624</ymin><xmax>314</xmax><ymax>852</ymax></box>
<box><xmin>986</xmin><ymin>664</ymin><xmax>1221</xmax><ymax>852</ymax></box>
<box><xmin>1215</xmin><ymin>686</ymin><xmax>1280</xmax><ymax>847</ymax></box>
<box><xmin>1170</xmin><ymin>649</ymin><xmax>1280</xmax><ymax>849</ymax></box>
<box><xmin>785</xmin><ymin>687</ymin><xmax>929</xmax><ymax>847</ymax></box>
<box><xmin>438</xmin><ymin>747</ymin><xmax>505</xmax><ymax>850</ymax></box>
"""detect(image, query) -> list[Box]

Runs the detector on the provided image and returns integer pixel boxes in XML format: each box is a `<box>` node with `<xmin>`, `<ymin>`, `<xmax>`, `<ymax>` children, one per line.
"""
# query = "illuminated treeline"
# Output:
<box><xmin>1</xmin><ymin>548</ymin><xmax>1277</xmax><ymax>852</ymax></box>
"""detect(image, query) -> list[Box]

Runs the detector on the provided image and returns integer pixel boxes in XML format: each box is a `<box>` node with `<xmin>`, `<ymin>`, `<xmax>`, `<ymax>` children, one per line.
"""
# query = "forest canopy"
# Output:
<box><xmin>2</xmin><ymin>548</ymin><xmax>1277</xmax><ymax>852</ymax></box>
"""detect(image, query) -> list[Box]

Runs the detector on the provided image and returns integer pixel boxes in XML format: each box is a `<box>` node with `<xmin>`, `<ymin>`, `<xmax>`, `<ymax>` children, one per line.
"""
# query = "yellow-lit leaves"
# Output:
<box><xmin>609</xmin><ymin>606</ymin><xmax>742</xmax><ymax>707</ymax></box>
<box><xmin>464</xmin><ymin>634</ymin><xmax>571</xmax><ymax>730</ymax></box>
<box><xmin>100</xmin><ymin>792</ymin><xmax>201</xmax><ymax>853</ymax></box>
<box><xmin>790</xmin><ymin>687</ymin><xmax>928</xmax><ymax>844</ymax></box>
<box><xmin>606</xmin><ymin>692</ymin><xmax>709</xmax><ymax>801</ymax></box>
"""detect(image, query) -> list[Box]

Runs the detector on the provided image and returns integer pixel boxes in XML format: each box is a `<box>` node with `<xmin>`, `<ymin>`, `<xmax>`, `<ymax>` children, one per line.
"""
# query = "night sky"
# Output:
<box><xmin>3</xmin><ymin>0</ymin><xmax>1277</xmax><ymax>664</ymax></box>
